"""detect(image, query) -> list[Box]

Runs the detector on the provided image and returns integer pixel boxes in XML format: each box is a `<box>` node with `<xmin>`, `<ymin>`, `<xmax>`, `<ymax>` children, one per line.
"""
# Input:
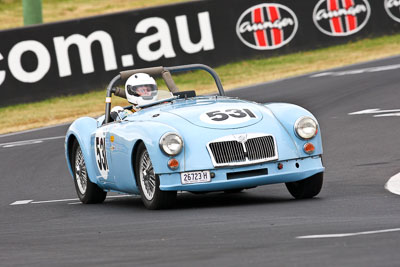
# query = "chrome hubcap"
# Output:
<box><xmin>75</xmin><ymin>147</ymin><xmax>87</xmax><ymax>195</ymax></box>
<box><xmin>139</xmin><ymin>150</ymin><xmax>156</xmax><ymax>200</ymax></box>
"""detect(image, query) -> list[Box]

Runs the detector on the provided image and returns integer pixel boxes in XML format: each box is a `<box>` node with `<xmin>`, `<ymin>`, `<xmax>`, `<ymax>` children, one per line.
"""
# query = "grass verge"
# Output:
<box><xmin>1</xmin><ymin>34</ymin><xmax>400</xmax><ymax>134</ymax></box>
<box><xmin>0</xmin><ymin>0</ymin><xmax>190</xmax><ymax>30</ymax></box>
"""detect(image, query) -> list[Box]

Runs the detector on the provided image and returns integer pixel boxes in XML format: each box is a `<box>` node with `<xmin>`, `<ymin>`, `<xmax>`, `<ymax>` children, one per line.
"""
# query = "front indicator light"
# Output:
<box><xmin>303</xmin><ymin>143</ymin><xmax>315</xmax><ymax>154</ymax></box>
<box><xmin>168</xmin><ymin>158</ymin><xmax>179</xmax><ymax>170</ymax></box>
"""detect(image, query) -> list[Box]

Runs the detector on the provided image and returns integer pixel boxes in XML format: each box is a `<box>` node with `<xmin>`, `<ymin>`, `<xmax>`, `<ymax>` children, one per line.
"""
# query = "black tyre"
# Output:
<box><xmin>72</xmin><ymin>141</ymin><xmax>107</xmax><ymax>204</ymax></box>
<box><xmin>285</xmin><ymin>172</ymin><xmax>323</xmax><ymax>199</ymax></box>
<box><xmin>135</xmin><ymin>143</ymin><xmax>176</xmax><ymax>210</ymax></box>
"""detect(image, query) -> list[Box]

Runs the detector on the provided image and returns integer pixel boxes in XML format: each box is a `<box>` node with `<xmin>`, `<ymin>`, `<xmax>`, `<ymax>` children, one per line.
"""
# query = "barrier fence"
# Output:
<box><xmin>0</xmin><ymin>0</ymin><xmax>399</xmax><ymax>105</ymax></box>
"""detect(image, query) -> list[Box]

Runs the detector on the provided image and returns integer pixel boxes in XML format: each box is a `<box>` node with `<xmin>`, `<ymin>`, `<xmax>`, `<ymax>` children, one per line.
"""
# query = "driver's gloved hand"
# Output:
<box><xmin>110</xmin><ymin>111</ymin><xmax>119</xmax><ymax>121</ymax></box>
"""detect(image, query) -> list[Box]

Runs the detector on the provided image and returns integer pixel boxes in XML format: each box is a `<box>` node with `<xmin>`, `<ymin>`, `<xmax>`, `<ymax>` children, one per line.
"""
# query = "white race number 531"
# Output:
<box><xmin>200</xmin><ymin>108</ymin><xmax>257</xmax><ymax>124</ymax></box>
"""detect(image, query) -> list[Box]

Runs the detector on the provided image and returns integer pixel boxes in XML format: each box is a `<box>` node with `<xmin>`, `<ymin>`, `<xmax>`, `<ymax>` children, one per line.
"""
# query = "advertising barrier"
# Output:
<box><xmin>0</xmin><ymin>0</ymin><xmax>399</xmax><ymax>105</ymax></box>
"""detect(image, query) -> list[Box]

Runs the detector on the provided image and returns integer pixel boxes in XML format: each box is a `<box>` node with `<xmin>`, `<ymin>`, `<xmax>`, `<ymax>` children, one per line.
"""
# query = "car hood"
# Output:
<box><xmin>158</xmin><ymin>97</ymin><xmax>265</xmax><ymax>129</ymax></box>
<box><xmin>120</xmin><ymin>97</ymin><xmax>308</xmax><ymax>170</ymax></box>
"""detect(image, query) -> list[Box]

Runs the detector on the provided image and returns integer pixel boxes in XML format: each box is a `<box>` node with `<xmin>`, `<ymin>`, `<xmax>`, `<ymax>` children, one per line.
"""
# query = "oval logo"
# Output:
<box><xmin>236</xmin><ymin>3</ymin><xmax>298</xmax><ymax>50</ymax></box>
<box><xmin>313</xmin><ymin>0</ymin><xmax>371</xmax><ymax>36</ymax></box>
<box><xmin>385</xmin><ymin>0</ymin><xmax>400</xmax><ymax>23</ymax></box>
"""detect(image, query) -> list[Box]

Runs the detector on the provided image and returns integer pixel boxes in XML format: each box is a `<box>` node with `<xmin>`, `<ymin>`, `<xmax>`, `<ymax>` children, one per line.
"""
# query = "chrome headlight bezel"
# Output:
<box><xmin>294</xmin><ymin>116</ymin><xmax>318</xmax><ymax>140</ymax></box>
<box><xmin>159</xmin><ymin>132</ymin><xmax>184</xmax><ymax>156</ymax></box>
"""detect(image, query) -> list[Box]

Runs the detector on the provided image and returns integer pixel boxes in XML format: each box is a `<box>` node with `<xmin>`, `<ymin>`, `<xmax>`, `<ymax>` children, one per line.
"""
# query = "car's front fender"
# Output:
<box><xmin>65</xmin><ymin>117</ymin><xmax>99</xmax><ymax>185</ymax></box>
<box><xmin>110</xmin><ymin>120</ymin><xmax>185</xmax><ymax>174</ymax></box>
<box><xmin>264</xmin><ymin>103</ymin><xmax>323</xmax><ymax>156</ymax></box>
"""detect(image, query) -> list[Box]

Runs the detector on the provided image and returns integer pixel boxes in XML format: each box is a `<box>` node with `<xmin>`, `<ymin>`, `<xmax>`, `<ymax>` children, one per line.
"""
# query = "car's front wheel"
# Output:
<box><xmin>224</xmin><ymin>188</ymin><xmax>245</xmax><ymax>194</ymax></box>
<box><xmin>285</xmin><ymin>172</ymin><xmax>323</xmax><ymax>199</ymax></box>
<box><xmin>72</xmin><ymin>141</ymin><xmax>107</xmax><ymax>204</ymax></box>
<box><xmin>135</xmin><ymin>143</ymin><xmax>176</xmax><ymax>209</ymax></box>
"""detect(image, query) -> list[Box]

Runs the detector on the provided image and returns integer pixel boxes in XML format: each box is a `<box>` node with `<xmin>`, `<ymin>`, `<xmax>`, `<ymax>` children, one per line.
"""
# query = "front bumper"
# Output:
<box><xmin>159</xmin><ymin>156</ymin><xmax>324</xmax><ymax>191</ymax></box>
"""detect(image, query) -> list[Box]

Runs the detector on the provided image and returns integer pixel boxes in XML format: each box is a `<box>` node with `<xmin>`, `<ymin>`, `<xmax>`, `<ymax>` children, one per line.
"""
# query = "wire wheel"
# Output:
<box><xmin>135</xmin><ymin>143</ymin><xmax>177</xmax><ymax>209</ymax></box>
<box><xmin>74</xmin><ymin>146</ymin><xmax>87</xmax><ymax>195</ymax></box>
<box><xmin>138</xmin><ymin>150</ymin><xmax>156</xmax><ymax>201</ymax></box>
<box><xmin>71</xmin><ymin>140</ymin><xmax>107</xmax><ymax>204</ymax></box>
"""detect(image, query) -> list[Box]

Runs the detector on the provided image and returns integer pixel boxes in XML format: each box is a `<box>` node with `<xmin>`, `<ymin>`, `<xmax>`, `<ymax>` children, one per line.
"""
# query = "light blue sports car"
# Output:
<box><xmin>65</xmin><ymin>64</ymin><xmax>324</xmax><ymax>209</ymax></box>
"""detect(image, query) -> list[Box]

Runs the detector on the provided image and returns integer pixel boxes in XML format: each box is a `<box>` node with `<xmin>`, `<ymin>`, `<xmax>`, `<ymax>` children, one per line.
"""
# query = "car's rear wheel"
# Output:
<box><xmin>72</xmin><ymin>141</ymin><xmax>107</xmax><ymax>204</ymax></box>
<box><xmin>135</xmin><ymin>143</ymin><xmax>176</xmax><ymax>210</ymax></box>
<box><xmin>285</xmin><ymin>172</ymin><xmax>323</xmax><ymax>199</ymax></box>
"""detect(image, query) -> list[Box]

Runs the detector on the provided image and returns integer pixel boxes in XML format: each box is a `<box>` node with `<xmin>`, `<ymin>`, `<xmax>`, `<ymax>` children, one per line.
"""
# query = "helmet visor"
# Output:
<box><xmin>127</xmin><ymin>84</ymin><xmax>157</xmax><ymax>99</ymax></box>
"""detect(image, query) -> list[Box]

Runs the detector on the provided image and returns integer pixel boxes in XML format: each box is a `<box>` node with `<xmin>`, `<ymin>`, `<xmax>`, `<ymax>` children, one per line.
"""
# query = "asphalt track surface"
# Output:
<box><xmin>1</xmin><ymin>56</ymin><xmax>400</xmax><ymax>266</ymax></box>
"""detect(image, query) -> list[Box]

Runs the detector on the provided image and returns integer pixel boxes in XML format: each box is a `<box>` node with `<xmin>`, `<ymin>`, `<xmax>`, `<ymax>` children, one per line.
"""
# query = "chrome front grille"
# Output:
<box><xmin>245</xmin><ymin>136</ymin><xmax>276</xmax><ymax>161</ymax></box>
<box><xmin>209</xmin><ymin>141</ymin><xmax>246</xmax><ymax>164</ymax></box>
<box><xmin>207</xmin><ymin>134</ymin><xmax>278</xmax><ymax>167</ymax></box>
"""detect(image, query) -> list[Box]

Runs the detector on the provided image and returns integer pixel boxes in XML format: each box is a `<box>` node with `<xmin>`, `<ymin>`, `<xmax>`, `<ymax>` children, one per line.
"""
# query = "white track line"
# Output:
<box><xmin>310</xmin><ymin>63</ymin><xmax>400</xmax><ymax>78</ymax></box>
<box><xmin>230</xmin><ymin>55</ymin><xmax>400</xmax><ymax>93</ymax></box>
<box><xmin>10</xmin><ymin>200</ymin><xmax>33</xmax><ymax>205</ymax></box>
<box><xmin>31</xmin><ymin>198</ymin><xmax>80</xmax><ymax>204</ymax></box>
<box><xmin>385</xmin><ymin>172</ymin><xmax>400</xmax><ymax>195</ymax></box>
<box><xmin>295</xmin><ymin>173</ymin><xmax>400</xmax><ymax>239</ymax></box>
<box><xmin>297</xmin><ymin>228</ymin><xmax>400</xmax><ymax>239</ymax></box>
<box><xmin>10</xmin><ymin>194</ymin><xmax>133</xmax><ymax>206</ymax></box>
<box><xmin>0</xmin><ymin>135</ymin><xmax>65</xmax><ymax>148</ymax></box>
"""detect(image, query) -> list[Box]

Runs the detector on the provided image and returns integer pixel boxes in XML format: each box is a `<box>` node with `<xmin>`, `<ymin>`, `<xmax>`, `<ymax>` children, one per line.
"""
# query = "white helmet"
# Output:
<box><xmin>125</xmin><ymin>73</ymin><xmax>158</xmax><ymax>106</ymax></box>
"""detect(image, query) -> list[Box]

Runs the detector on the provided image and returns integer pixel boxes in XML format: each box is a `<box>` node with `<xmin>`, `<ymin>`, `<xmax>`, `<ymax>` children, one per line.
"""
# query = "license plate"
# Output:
<box><xmin>181</xmin><ymin>171</ymin><xmax>211</xmax><ymax>185</ymax></box>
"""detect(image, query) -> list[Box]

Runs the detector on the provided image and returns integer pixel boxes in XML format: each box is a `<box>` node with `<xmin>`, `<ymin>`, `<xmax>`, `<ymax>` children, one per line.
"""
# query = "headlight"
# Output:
<box><xmin>159</xmin><ymin>132</ymin><xmax>183</xmax><ymax>156</ymax></box>
<box><xmin>294</xmin><ymin>116</ymin><xmax>318</xmax><ymax>140</ymax></box>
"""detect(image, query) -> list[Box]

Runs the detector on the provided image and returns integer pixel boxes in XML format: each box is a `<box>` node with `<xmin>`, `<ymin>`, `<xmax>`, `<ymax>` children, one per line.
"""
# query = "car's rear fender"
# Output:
<box><xmin>65</xmin><ymin>117</ymin><xmax>99</xmax><ymax>185</ymax></box>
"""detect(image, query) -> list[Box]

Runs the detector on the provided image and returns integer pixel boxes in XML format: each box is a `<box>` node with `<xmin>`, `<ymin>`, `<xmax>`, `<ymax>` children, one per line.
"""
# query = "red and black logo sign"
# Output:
<box><xmin>313</xmin><ymin>0</ymin><xmax>371</xmax><ymax>36</ymax></box>
<box><xmin>236</xmin><ymin>3</ymin><xmax>298</xmax><ymax>50</ymax></box>
<box><xmin>385</xmin><ymin>0</ymin><xmax>400</xmax><ymax>23</ymax></box>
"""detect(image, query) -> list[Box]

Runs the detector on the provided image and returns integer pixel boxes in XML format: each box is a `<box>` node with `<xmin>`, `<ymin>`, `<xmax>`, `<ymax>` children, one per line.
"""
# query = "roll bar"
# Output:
<box><xmin>104</xmin><ymin>64</ymin><xmax>225</xmax><ymax>124</ymax></box>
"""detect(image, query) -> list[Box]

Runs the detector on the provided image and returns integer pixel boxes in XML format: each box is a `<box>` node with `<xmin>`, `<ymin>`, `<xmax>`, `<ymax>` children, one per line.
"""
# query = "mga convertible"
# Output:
<box><xmin>65</xmin><ymin>64</ymin><xmax>324</xmax><ymax>209</ymax></box>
